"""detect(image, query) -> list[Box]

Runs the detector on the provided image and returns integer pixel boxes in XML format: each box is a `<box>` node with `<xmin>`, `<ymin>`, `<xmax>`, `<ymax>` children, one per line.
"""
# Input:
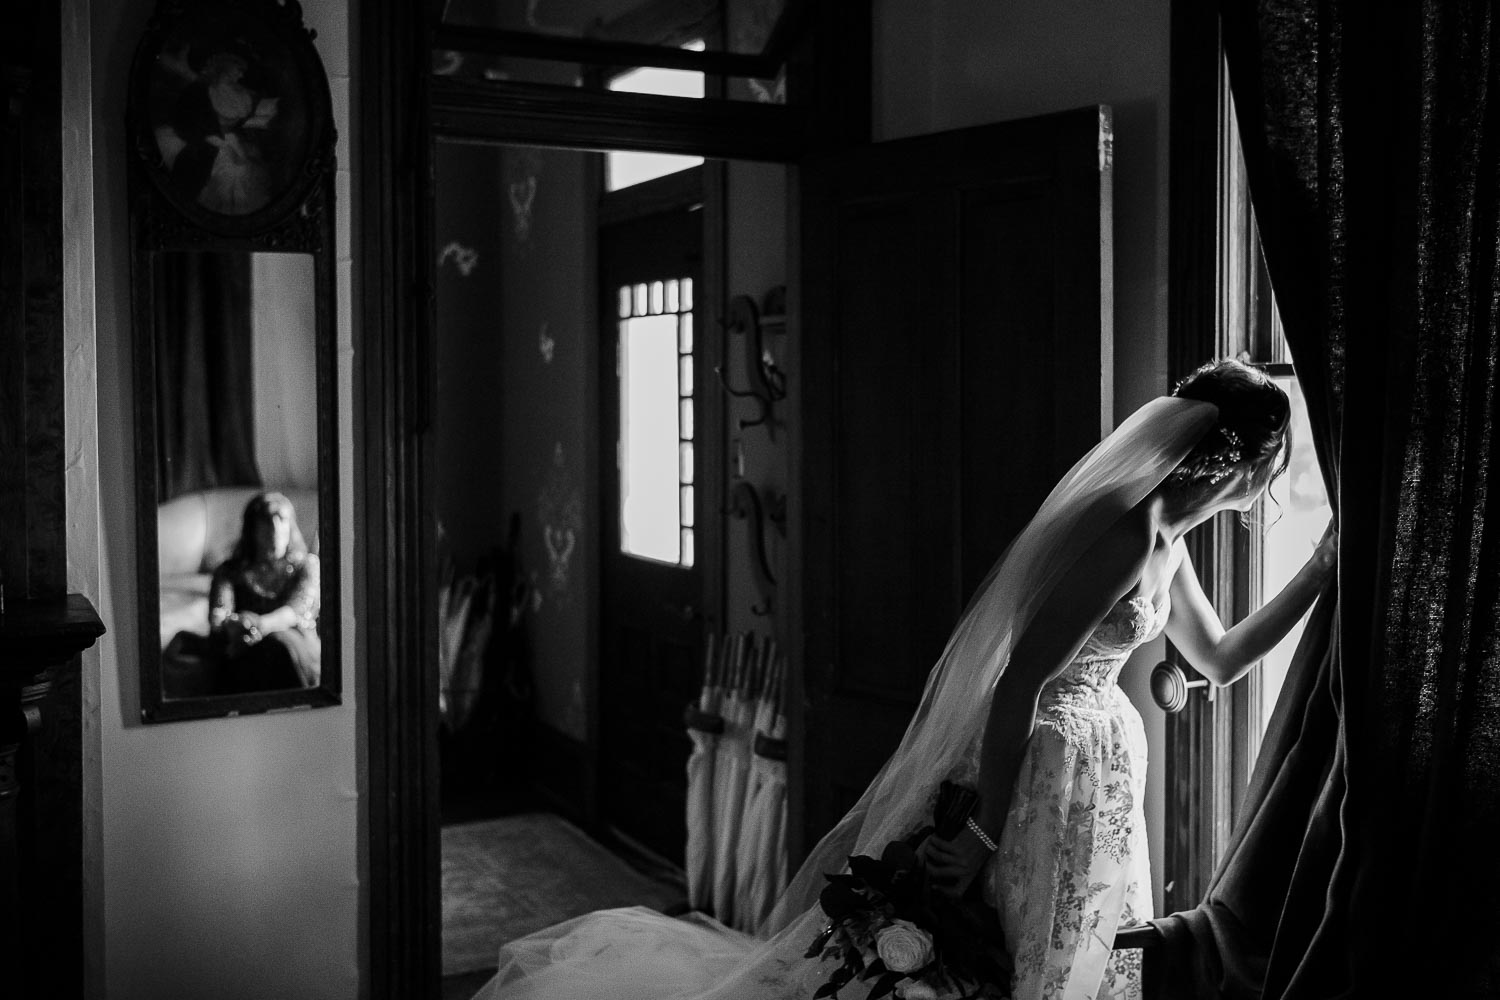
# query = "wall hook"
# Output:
<box><xmin>716</xmin><ymin>293</ymin><xmax>787</xmax><ymax>435</ymax></box>
<box><xmin>722</xmin><ymin>479</ymin><xmax>776</xmax><ymax>586</ymax></box>
<box><xmin>714</xmin><ymin>364</ymin><xmax>774</xmax><ymax>430</ymax></box>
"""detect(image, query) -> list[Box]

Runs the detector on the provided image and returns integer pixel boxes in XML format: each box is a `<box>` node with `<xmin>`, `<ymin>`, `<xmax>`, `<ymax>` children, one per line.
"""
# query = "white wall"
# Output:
<box><xmin>874</xmin><ymin>0</ymin><xmax>1174</xmax><ymax>911</ymax></box>
<box><xmin>70</xmin><ymin>0</ymin><xmax>361</xmax><ymax>996</ymax></box>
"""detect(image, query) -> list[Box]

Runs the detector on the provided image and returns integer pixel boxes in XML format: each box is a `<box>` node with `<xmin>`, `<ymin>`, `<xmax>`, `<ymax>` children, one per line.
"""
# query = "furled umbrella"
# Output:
<box><xmin>437</xmin><ymin>561</ymin><xmax>475</xmax><ymax>729</ymax></box>
<box><xmin>733</xmin><ymin>642</ymin><xmax>789</xmax><ymax>936</ymax></box>
<box><xmin>709</xmin><ymin>633</ymin><xmax>758</xmax><ymax>927</ymax></box>
<box><xmin>683</xmin><ymin>632</ymin><xmax>727</xmax><ymax>912</ymax></box>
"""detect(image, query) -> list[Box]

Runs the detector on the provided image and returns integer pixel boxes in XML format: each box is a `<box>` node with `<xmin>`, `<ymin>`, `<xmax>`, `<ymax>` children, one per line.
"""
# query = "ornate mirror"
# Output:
<box><xmin>128</xmin><ymin>0</ymin><xmax>339</xmax><ymax>722</ymax></box>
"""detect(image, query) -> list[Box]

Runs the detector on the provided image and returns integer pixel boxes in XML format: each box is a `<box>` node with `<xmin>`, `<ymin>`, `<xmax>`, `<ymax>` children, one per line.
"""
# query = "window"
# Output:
<box><xmin>1163</xmin><ymin>23</ymin><xmax>1335</xmax><ymax>911</ymax></box>
<box><xmin>1220</xmin><ymin>88</ymin><xmax>1333</xmax><ymax>750</ymax></box>
<box><xmin>1253</xmin><ymin>372</ymin><xmax>1332</xmax><ymax>734</ymax></box>
<box><xmin>617</xmin><ymin>277</ymin><xmax>695</xmax><ymax>566</ymax></box>
<box><xmin>605</xmin><ymin>41</ymin><xmax>707</xmax><ymax>191</ymax></box>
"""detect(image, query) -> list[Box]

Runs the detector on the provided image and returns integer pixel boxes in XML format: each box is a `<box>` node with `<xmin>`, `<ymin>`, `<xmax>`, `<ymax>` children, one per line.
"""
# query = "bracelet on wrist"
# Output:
<box><xmin>966</xmin><ymin>816</ymin><xmax>999</xmax><ymax>853</ymax></box>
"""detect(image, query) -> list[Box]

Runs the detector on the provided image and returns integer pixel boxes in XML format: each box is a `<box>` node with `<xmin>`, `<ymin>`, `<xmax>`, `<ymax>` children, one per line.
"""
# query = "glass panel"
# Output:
<box><xmin>679</xmin><ymin>312</ymin><xmax>693</xmax><ymax>353</ymax></box>
<box><xmin>634</xmin><ymin>283</ymin><xmax>648</xmax><ymax>317</ymax></box>
<box><xmin>607</xmin><ymin>151</ymin><xmax>705</xmax><ymax>192</ymax></box>
<box><xmin>679</xmin><ymin>355</ymin><xmax>694</xmax><ymax>397</ymax></box>
<box><xmin>617</xmin><ymin>285</ymin><xmax>632</xmax><ymax>319</ymax></box>
<box><xmin>681</xmin><ymin>527</ymin><xmax>695</xmax><ymax>568</ymax></box>
<box><xmin>608</xmin><ymin>62</ymin><xmax>705</xmax><ymax>100</ymax></box>
<box><xmin>618</xmin><ymin>314</ymin><xmax>682</xmax><ymax>564</ymax></box>
<box><xmin>666</xmin><ymin>279</ymin><xmax>680</xmax><ymax>313</ymax></box>
<box><xmin>679</xmin><ymin>441</ymin><xmax>694</xmax><ymax>485</ymax></box>
<box><xmin>1257</xmin><ymin>375</ymin><xmax>1333</xmax><ymax>734</ymax></box>
<box><xmin>681</xmin><ymin>277</ymin><xmax>693</xmax><ymax>310</ymax></box>
<box><xmin>681</xmin><ymin>485</ymin><xmax>695</xmax><ymax>528</ymax></box>
<box><xmin>649</xmin><ymin>281</ymin><xmax>664</xmax><ymax>314</ymax></box>
<box><xmin>679</xmin><ymin>398</ymin><xmax>694</xmax><ymax>440</ymax></box>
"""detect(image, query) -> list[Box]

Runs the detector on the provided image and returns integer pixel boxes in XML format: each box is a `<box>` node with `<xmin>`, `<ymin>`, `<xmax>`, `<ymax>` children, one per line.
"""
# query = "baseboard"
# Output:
<box><xmin>529</xmin><ymin>722</ymin><xmax>596</xmax><ymax>828</ymax></box>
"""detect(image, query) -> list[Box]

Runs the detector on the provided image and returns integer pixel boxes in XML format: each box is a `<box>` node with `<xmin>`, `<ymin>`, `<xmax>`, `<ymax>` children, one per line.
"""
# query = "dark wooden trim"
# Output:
<box><xmin>701</xmin><ymin>158</ymin><xmax>729</xmax><ymax>639</ymax></box>
<box><xmin>430</xmin><ymin>24</ymin><xmax>782</xmax><ymax>79</ymax></box>
<box><xmin>429</xmin><ymin>78</ymin><xmax>805</xmax><ymax>162</ymax></box>
<box><xmin>785</xmin><ymin>0</ymin><xmax>870</xmax><ymax>152</ymax></box>
<box><xmin>358</xmin><ymin>0</ymin><xmax>439</xmax><ymax>994</ymax></box>
<box><xmin>760</xmin><ymin>0</ymin><xmax>808</xmax><ymax>67</ymax></box>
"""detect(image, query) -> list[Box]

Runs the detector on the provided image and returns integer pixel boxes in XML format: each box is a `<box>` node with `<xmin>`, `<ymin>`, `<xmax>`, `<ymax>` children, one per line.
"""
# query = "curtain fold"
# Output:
<box><xmin>1150</xmin><ymin>3</ymin><xmax>1500</xmax><ymax>996</ymax></box>
<box><xmin>154</xmin><ymin>251</ymin><xmax>261</xmax><ymax>500</ymax></box>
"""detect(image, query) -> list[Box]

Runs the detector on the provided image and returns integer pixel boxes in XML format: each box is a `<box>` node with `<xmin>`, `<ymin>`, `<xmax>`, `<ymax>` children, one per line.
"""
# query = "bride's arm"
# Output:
<box><xmin>920</xmin><ymin>513</ymin><xmax>1154</xmax><ymax>894</ymax></box>
<box><xmin>1164</xmin><ymin>522</ymin><xmax>1336</xmax><ymax>687</ymax></box>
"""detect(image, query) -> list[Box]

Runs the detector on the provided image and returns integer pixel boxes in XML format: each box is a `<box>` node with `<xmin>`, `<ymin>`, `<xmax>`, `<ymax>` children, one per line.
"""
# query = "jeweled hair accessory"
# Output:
<box><xmin>1169</xmin><ymin>424</ymin><xmax>1247</xmax><ymax>486</ymax></box>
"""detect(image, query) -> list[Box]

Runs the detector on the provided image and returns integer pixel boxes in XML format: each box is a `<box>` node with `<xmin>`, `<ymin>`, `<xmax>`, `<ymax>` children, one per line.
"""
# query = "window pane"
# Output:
<box><xmin>1258</xmin><ymin>375</ymin><xmax>1333</xmax><ymax>733</ymax></box>
<box><xmin>679</xmin><ymin>441</ymin><xmax>694</xmax><ymax>485</ymax></box>
<box><xmin>679</xmin><ymin>355</ymin><xmax>694</xmax><ymax>397</ymax></box>
<box><xmin>619</xmin><ymin>315</ymin><xmax>682</xmax><ymax>564</ymax></box>
<box><xmin>681</xmin><ymin>485</ymin><xmax>695</xmax><ymax>528</ymax></box>
<box><xmin>650</xmin><ymin>281</ymin><xmax>664</xmax><ymax>314</ymax></box>
<box><xmin>634</xmin><ymin>283</ymin><xmax>648</xmax><ymax>317</ymax></box>
<box><xmin>608</xmin><ymin>62</ymin><xmax>705</xmax><ymax>100</ymax></box>
<box><xmin>681</xmin><ymin>527</ymin><xmax>695</xmax><ymax>568</ymax></box>
<box><xmin>617</xmin><ymin>285</ymin><xmax>632</xmax><ymax>319</ymax></box>
<box><xmin>679</xmin><ymin>312</ymin><xmax>693</xmax><ymax>354</ymax></box>
<box><xmin>681</xmin><ymin>277</ymin><xmax>693</xmax><ymax>310</ymax></box>
<box><xmin>666</xmin><ymin>279</ymin><xmax>680</xmax><ymax>313</ymax></box>
<box><xmin>680</xmin><ymin>398</ymin><xmax>694</xmax><ymax>440</ymax></box>
<box><xmin>606</xmin><ymin>151</ymin><xmax>705</xmax><ymax>193</ymax></box>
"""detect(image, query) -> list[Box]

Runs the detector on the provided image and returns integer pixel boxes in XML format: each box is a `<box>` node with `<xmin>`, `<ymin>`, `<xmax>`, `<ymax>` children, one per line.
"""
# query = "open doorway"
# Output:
<box><xmin>430</xmin><ymin>126</ymin><xmax>790</xmax><ymax>991</ymax></box>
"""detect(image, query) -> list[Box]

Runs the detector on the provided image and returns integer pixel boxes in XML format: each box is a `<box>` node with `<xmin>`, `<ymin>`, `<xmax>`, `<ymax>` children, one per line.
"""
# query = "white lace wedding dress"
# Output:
<box><xmin>473</xmin><ymin>397</ymin><xmax>1217</xmax><ymax>1000</ymax></box>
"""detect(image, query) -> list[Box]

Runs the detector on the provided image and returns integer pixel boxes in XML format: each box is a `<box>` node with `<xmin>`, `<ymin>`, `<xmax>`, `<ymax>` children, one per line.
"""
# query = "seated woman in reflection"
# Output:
<box><xmin>206</xmin><ymin>491</ymin><xmax>321</xmax><ymax>693</ymax></box>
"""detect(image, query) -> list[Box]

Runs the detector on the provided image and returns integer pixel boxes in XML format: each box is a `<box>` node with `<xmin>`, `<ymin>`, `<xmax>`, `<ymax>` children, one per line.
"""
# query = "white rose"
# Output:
<box><xmin>875</xmin><ymin>919</ymin><xmax>934</xmax><ymax>973</ymax></box>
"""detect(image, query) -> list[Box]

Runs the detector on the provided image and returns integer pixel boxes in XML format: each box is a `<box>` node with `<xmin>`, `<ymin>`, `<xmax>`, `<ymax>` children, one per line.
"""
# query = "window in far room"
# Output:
<box><xmin>616</xmin><ymin>276</ymin><xmax>696</xmax><ymax>567</ymax></box>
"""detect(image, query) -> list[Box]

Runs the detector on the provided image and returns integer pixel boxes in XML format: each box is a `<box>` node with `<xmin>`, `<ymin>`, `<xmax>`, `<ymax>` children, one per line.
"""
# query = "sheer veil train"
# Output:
<box><xmin>476</xmin><ymin>396</ymin><xmax>1219</xmax><ymax>1000</ymax></box>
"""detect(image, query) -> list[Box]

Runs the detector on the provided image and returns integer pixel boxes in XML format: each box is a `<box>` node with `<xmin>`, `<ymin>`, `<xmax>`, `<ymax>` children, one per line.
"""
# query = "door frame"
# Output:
<box><xmin>356</xmin><ymin>3</ymin><xmax>871</xmax><ymax>997</ymax></box>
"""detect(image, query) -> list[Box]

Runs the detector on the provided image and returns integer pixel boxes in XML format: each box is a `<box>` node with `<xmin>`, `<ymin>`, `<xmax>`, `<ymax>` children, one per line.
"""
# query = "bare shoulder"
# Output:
<box><xmin>1085</xmin><ymin>505</ymin><xmax>1156</xmax><ymax>585</ymax></box>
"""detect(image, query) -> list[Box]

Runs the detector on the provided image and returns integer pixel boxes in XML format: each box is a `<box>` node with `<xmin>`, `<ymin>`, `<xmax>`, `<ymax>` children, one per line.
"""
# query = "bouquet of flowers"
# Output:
<box><xmin>804</xmin><ymin>782</ymin><xmax>1013</xmax><ymax>1000</ymax></box>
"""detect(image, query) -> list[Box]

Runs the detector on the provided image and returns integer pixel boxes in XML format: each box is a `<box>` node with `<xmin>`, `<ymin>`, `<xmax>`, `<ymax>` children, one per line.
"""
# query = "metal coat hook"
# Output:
<box><xmin>722</xmin><ymin>479</ymin><xmax>779</xmax><ymax>618</ymax></box>
<box><xmin>722</xmin><ymin>479</ymin><xmax>776</xmax><ymax>586</ymax></box>
<box><xmin>715</xmin><ymin>293</ymin><xmax>787</xmax><ymax>434</ymax></box>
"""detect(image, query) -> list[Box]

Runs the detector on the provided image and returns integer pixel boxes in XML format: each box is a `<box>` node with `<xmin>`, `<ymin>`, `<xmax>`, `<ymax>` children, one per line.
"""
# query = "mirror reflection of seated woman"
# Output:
<box><xmin>200</xmin><ymin>491</ymin><xmax>321</xmax><ymax>693</ymax></box>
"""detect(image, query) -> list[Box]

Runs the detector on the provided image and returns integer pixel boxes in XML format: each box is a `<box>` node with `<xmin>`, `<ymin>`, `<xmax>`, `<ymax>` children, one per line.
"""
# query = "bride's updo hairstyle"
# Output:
<box><xmin>1167</xmin><ymin>358</ymin><xmax>1292</xmax><ymax>501</ymax></box>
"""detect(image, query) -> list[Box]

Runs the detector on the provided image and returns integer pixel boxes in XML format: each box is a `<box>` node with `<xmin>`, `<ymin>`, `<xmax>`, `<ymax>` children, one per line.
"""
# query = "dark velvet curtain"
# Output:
<box><xmin>1148</xmin><ymin>3</ymin><xmax>1500</xmax><ymax>996</ymax></box>
<box><xmin>154</xmin><ymin>251</ymin><xmax>261</xmax><ymax>500</ymax></box>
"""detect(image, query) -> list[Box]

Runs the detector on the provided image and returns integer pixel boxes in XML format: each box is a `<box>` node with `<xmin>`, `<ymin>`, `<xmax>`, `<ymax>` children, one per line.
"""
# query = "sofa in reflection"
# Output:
<box><xmin>156</xmin><ymin>485</ymin><xmax>320</xmax><ymax>650</ymax></box>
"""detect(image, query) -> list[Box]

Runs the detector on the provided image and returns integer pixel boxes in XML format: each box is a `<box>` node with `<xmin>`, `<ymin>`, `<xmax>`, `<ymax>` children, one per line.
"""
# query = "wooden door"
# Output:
<box><xmin>795</xmin><ymin>107</ymin><xmax>1115</xmax><ymax>853</ymax></box>
<box><xmin>598</xmin><ymin>183</ymin><xmax>706</xmax><ymax>863</ymax></box>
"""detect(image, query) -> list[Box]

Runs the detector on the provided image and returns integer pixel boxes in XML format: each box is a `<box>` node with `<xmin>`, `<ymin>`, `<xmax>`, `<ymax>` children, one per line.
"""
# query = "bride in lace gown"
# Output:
<box><xmin>475</xmin><ymin>360</ymin><xmax>1338</xmax><ymax>1000</ymax></box>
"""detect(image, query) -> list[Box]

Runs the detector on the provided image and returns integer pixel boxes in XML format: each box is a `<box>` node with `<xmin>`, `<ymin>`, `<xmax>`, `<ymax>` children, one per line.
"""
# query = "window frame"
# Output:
<box><xmin>1164</xmin><ymin>4</ymin><xmax>1298</xmax><ymax>914</ymax></box>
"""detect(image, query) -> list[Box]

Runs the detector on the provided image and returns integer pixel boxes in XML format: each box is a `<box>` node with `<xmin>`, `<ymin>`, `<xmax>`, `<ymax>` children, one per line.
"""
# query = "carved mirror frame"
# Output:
<box><xmin>128</xmin><ymin>0</ymin><xmax>339</xmax><ymax>722</ymax></box>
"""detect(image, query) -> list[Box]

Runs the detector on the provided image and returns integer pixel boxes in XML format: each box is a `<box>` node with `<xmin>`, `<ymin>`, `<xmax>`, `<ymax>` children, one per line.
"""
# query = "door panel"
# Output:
<box><xmin>599</xmin><ymin>185</ymin><xmax>704</xmax><ymax>863</ymax></box>
<box><xmin>796</xmin><ymin>107</ymin><xmax>1114</xmax><ymax>852</ymax></box>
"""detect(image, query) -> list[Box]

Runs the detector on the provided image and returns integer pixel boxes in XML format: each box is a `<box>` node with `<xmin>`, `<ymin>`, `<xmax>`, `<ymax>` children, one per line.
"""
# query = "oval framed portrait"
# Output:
<box><xmin>128</xmin><ymin>0</ymin><xmax>334</xmax><ymax>236</ymax></box>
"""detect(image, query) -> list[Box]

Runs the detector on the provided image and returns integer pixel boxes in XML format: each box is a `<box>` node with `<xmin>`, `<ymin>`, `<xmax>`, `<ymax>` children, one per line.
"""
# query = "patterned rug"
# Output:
<box><xmin>442</xmin><ymin>812</ymin><xmax>688</xmax><ymax>976</ymax></box>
